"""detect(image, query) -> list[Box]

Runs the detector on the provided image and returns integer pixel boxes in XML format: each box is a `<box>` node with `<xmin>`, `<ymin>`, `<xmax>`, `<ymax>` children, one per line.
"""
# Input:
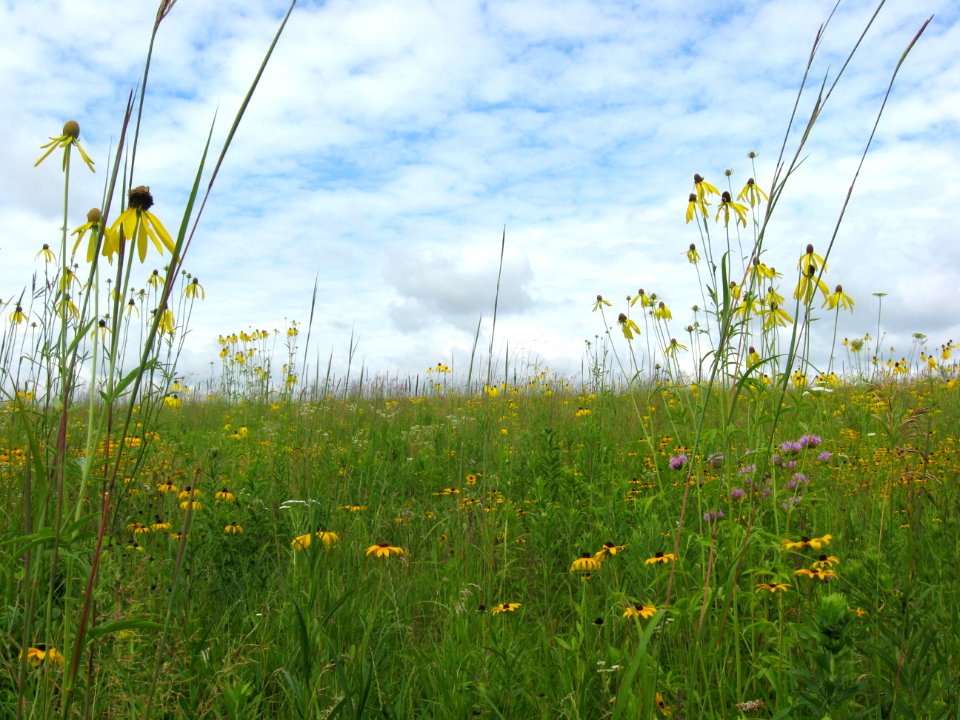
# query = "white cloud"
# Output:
<box><xmin>1</xmin><ymin>0</ymin><xmax>957</xmax><ymax>387</ymax></box>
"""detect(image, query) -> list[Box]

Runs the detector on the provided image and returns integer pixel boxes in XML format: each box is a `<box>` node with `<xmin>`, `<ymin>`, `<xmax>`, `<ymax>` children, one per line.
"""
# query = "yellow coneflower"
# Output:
<box><xmin>109</xmin><ymin>186</ymin><xmax>174</xmax><ymax>262</ymax></box>
<box><xmin>755</xmin><ymin>582</ymin><xmax>790</xmax><ymax>593</ymax></box>
<box><xmin>151</xmin><ymin>517</ymin><xmax>172</xmax><ymax>532</ymax></box>
<box><xmin>214</xmin><ymin>487</ymin><xmax>235</xmax><ymax>502</ymax></box>
<box><xmin>644</xmin><ymin>551</ymin><xmax>676</xmax><ymax>565</ymax></box>
<box><xmin>365</xmin><ymin>543</ymin><xmax>404</xmax><ymax>559</ymax></box>
<box><xmin>490</xmin><ymin>602</ymin><xmax>521</xmax><ymax>615</ymax></box>
<box><xmin>35</xmin><ymin>120</ymin><xmax>95</xmax><ymax>172</ymax></box>
<box><xmin>156</xmin><ymin>481</ymin><xmax>178</xmax><ymax>493</ymax></box>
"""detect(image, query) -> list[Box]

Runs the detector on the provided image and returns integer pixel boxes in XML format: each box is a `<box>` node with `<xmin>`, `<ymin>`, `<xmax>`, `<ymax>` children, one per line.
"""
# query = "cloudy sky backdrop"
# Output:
<box><xmin>2</xmin><ymin>0</ymin><xmax>957</xmax><ymax>387</ymax></box>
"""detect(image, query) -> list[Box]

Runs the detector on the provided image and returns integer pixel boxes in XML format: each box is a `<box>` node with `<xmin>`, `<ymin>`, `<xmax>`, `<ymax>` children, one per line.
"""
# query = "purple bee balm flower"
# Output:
<box><xmin>772</xmin><ymin>454</ymin><xmax>783</xmax><ymax>467</ymax></box>
<box><xmin>818</xmin><ymin>451</ymin><xmax>833</xmax><ymax>462</ymax></box>
<box><xmin>799</xmin><ymin>434</ymin><xmax>822</xmax><ymax>449</ymax></box>
<box><xmin>730</xmin><ymin>487</ymin><xmax>745</xmax><ymax>500</ymax></box>
<box><xmin>781</xmin><ymin>496</ymin><xmax>802</xmax><ymax>510</ymax></box>
<box><xmin>669</xmin><ymin>454</ymin><xmax>687</xmax><ymax>470</ymax></box>
<box><xmin>793</xmin><ymin>472</ymin><xmax>809</xmax><ymax>485</ymax></box>
<box><xmin>703</xmin><ymin>509</ymin><xmax>725</xmax><ymax>522</ymax></box>
<box><xmin>739</xmin><ymin>463</ymin><xmax>757</xmax><ymax>475</ymax></box>
<box><xmin>708</xmin><ymin>454</ymin><xmax>725</xmax><ymax>468</ymax></box>
<box><xmin>786</xmin><ymin>460</ymin><xmax>797</xmax><ymax>471</ymax></box>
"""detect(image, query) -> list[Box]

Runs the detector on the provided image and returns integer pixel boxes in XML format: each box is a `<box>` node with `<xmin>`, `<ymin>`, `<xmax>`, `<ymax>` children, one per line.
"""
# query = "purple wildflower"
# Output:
<box><xmin>799</xmin><ymin>434</ymin><xmax>822</xmax><ymax>449</ymax></box>
<box><xmin>817</xmin><ymin>451</ymin><xmax>833</xmax><ymax>462</ymax></box>
<box><xmin>669</xmin><ymin>454</ymin><xmax>687</xmax><ymax>470</ymax></box>
<box><xmin>703</xmin><ymin>509</ymin><xmax>725</xmax><ymax>522</ymax></box>
<box><xmin>730</xmin><ymin>487</ymin><xmax>745</xmax><ymax>500</ymax></box>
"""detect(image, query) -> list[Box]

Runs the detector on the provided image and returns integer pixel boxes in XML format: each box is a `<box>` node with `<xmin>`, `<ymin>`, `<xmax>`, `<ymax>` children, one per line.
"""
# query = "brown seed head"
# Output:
<box><xmin>806</xmin><ymin>243</ymin><xmax>814</xmax><ymax>255</ymax></box>
<box><xmin>63</xmin><ymin>120</ymin><xmax>80</xmax><ymax>139</ymax></box>
<box><xmin>721</xmin><ymin>191</ymin><xmax>732</xmax><ymax>202</ymax></box>
<box><xmin>689</xmin><ymin>243</ymin><xmax>696</xmax><ymax>252</ymax></box>
<box><xmin>128</xmin><ymin>186</ymin><xmax>154</xmax><ymax>211</ymax></box>
<box><xmin>86</xmin><ymin>208</ymin><xmax>102</xmax><ymax>223</ymax></box>
<box><xmin>688</xmin><ymin>192</ymin><xmax>697</xmax><ymax>202</ymax></box>
<box><xmin>693</xmin><ymin>173</ymin><xmax>704</xmax><ymax>184</ymax></box>
<box><xmin>617</xmin><ymin>313</ymin><xmax>627</xmax><ymax>323</ymax></box>
<box><xmin>835</xmin><ymin>284</ymin><xmax>843</xmax><ymax>293</ymax></box>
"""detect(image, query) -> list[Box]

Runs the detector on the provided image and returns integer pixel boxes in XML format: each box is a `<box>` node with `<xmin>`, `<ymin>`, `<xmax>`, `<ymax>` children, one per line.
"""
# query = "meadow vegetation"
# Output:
<box><xmin>2</xmin><ymin>1</ymin><xmax>956</xmax><ymax>718</ymax></box>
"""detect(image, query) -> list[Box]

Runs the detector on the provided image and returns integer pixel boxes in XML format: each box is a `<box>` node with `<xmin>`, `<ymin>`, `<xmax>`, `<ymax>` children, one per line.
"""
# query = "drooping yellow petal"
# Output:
<box><xmin>144</xmin><ymin>210</ymin><xmax>175</xmax><ymax>253</ymax></box>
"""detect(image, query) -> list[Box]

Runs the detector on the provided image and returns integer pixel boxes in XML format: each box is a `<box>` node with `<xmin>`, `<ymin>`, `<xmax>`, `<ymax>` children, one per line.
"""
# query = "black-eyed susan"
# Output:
<box><xmin>812</xmin><ymin>554</ymin><xmax>840</xmax><ymax>570</ymax></box>
<box><xmin>126</xmin><ymin>521</ymin><xmax>150</xmax><ymax>535</ymax></box>
<box><xmin>109</xmin><ymin>186</ymin><xmax>175</xmax><ymax>262</ymax></box>
<box><xmin>156</xmin><ymin>480</ymin><xmax>178</xmax><ymax>493</ymax></box>
<box><xmin>465</xmin><ymin>472</ymin><xmax>480</xmax><ymax>485</ymax></box>
<box><xmin>490</xmin><ymin>602</ymin><xmax>521</xmax><ymax>615</ymax></box>
<box><xmin>35</xmin><ymin>120</ymin><xmax>95</xmax><ymax>172</ymax></box>
<box><xmin>595</xmin><ymin>542</ymin><xmax>626</xmax><ymax>560</ymax></box>
<box><xmin>656</xmin><ymin>691</ymin><xmax>672</xmax><ymax>717</ymax></box>
<box><xmin>151</xmin><ymin>517</ymin><xmax>172</xmax><ymax>532</ymax></box>
<box><xmin>20</xmin><ymin>645</ymin><xmax>65</xmax><ymax>668</ymax></box>
<box><xmin>782</xmin><ymin>534</ymin><xmax>832</xmax><ymax>551</ymax></box>
<box><xmin>431</xmin><ymin>487</ymin><xmax>461</xmax><ymax>496</ymax></box>
<box><xmin>292</xmin><ymin>530</ymin><xmax>340</xmax><ymax>550</ymax></box>
<box><xmin>339</xmin><ymin>504</ymin><xmax>368</xmax><ymax>512</ymax></box>
<box><xmin>163</xmin><ymin>394</ymin><xmax>183</xmax><ymax>409</ymax></box>
<box><xmin>365</xmin><ymin>542</ymin><xmax>404</xmax><ymax>559</ymax></box>
<box><xmin>644</xmin><ymin>551</ymin><xmax>676</xmax><ymax>566</ymax></box>
<box><xmin>795</xmin><ymin>567</ymin><xmax>838</xmax><ymax>582</ymax></box>
<box><xmin>214</xmin><ymin>487</ymin><xmax>235</xmax><ymax>502</ymax></box>
<box><xmin>755</xmin><ymin>582</ymin><xmax>790</xmax><ymax>593</ymax></box>
<box><xmin>623</xmin><ymin>603</ymin><xmax>657</xmax><ymax>620</ymax></box>
<box><xmin>178</xmin><ymin>486</ymin><xmax>201</xmax><ymax>501</ymax></box>
<box><xmin>571</xmin><ymin>553</ymin><xmax>602</xmax><ymax>572</ymax></box>
<box><xmin>179</xmin><ymin>500</ymin><xmax>203</xmax><ymax>511</ymax></box>
<box><xmin>224</xmin><ymin>522</ymin><xmax>244</xmax><ymax>535</ymax></box>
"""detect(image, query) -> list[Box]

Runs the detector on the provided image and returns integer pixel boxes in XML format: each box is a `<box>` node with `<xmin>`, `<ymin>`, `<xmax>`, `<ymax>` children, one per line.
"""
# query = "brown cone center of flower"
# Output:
<box><xmin>128</xmin><ymin>186</ymin><xmax>155</xmax><ymax>211</ymax></box>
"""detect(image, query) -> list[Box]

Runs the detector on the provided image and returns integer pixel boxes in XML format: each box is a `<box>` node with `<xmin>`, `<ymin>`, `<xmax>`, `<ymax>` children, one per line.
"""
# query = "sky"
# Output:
<box><xmin>1</xmin><ymin>0</ymin><xmax>958</xmax><ymax>389</ymax></box>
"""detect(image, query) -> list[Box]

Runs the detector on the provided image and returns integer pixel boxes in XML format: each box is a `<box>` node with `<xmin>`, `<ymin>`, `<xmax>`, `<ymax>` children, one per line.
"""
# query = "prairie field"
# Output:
<box><xmin>2</xmin><ymin>1</ymin><xmax>956</xmax><ymax>718</ymax></box>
